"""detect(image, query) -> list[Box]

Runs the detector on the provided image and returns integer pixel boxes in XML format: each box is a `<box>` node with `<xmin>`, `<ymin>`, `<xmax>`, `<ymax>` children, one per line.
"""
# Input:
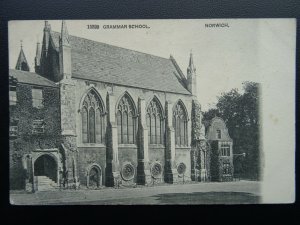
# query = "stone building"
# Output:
<box><xmin>9</xmin><ymin>69</ymin><xmax>60</xmax><ymax>190</ymax></box>
<box><xmin>9</xmin><ymin>21</ymin><xmax>231</xmax><ymax>191</ymax></box>
<box><xmin>205</xmin><ymin>117</ymin><xmax>234</xmax><ymax>182</ymax></box>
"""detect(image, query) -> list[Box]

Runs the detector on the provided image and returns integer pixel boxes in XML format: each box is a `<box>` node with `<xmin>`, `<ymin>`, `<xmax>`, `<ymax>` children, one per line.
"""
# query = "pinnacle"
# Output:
<box><xmin>60</xmin><ymin>20</ymin><xmax>70</xmax><ymax>45</ymax></box>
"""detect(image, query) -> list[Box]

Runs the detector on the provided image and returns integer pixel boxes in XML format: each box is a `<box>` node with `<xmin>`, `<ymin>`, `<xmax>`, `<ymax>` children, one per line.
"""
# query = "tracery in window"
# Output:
<box><xmin>173</xmin><ymin>101</ymin><xmax>188</xmax><ymax>146</ymax></box>
<box><xmin>117</xmin><ymin>93</ymin><xmax>136</xmax><ymax>144</ymax></box>
<box><xmin>81</xmin><ymin>89</ymin><xmax>105</xmax><ymax>144</ymax></box>
<box><xmin>146</xmin><ymin>97</ymin><xmax>164</xmax><ymax>145</ymax></box>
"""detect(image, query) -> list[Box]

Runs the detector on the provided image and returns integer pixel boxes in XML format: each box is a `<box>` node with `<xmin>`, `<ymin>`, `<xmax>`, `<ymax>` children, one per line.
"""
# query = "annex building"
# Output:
<box><xmin>9</xmin><ymin>21</ymin><xmax>233</xmax><ymax>191</ymax></box>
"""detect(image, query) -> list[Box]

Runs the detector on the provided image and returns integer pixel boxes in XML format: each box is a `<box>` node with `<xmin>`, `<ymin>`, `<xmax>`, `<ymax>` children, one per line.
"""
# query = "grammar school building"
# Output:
<box><xmin>9</xmin><ymin>21</ymin><xmax>234</xmax><ymax>191</ymax></box>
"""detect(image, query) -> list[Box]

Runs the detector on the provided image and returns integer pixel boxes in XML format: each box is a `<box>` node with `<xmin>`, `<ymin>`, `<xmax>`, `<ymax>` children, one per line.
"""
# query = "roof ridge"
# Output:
<box><xmin>51</xmin><ymin>30</ymin><xmax>172</xmax><ymax>61</ymax></box>
<box><xmin>9</xmin><ymin>68</ymin><xmax>41</xmax><ymax>75</ymax></box>
<box><xmin>9</xmin><ymin>68</ymin><xmax>53</xmax><ymax>77</ymax></box>
<box><xmin>49</xmin><ymin>31</ymin><xmax>191</xmax><ymax>95</ymax></box>
<box><xmin>9</xmin><ymin>69</ymin><xmax>57</xmax><ymax>87</ymax></box>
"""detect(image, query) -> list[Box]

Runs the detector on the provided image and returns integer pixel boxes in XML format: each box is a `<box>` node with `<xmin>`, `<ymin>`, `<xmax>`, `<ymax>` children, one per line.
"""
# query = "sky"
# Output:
<box><xmin>10</xmin><ymin>19</ymin><xmax>262</xmax><ymax>110</ymax></box>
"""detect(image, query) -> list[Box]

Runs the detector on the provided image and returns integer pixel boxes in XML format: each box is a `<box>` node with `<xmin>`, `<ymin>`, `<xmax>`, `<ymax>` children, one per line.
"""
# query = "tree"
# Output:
<box><xmin>203</xmin><ymin>82</ymin><xmax>261</xmax><ymax>180</ymax></box>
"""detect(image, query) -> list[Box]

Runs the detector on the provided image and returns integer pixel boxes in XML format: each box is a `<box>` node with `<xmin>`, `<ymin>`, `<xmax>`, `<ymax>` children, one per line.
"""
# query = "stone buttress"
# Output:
<box><xmin>164</xmin><ymin>101</ymin><xmax>178</xmax><ymax>183</ymax></box>
<box><xmin>137</xmin><ymin>98</ymin><xmax>151</xmax><ymax>185</ymax></box>
<box><xmin>59</xmin><ymin>20</ymin><xmax>79</xmax><ymax>188</ymax></box>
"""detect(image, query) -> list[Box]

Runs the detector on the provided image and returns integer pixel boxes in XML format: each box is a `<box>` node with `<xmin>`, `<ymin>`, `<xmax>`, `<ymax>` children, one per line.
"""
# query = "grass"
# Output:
<box><xmin>53</xmin><ymin>191</ymin><xmax>260</xmax><ymax>205</ymax></box>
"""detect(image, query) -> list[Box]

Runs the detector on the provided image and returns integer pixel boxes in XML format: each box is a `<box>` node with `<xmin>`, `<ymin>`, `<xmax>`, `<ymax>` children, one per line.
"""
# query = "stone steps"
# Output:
<box><xmin>36</xmin><ymin>176</ymin><xmax>57</xmax><ymax>191</ymax></box>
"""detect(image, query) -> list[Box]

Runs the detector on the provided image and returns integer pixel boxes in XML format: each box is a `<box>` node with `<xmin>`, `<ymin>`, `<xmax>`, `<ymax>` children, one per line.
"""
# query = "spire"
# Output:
<box><xmin>15</xmin><ymin>41</ymin><xmax>30</xmax><ymax>71</ymax></box>
<box><xmin>60</xmin><ymin>20</ymin><xmax>70</xmax><ymax>46</ymax></box>
<box><xmin>186</xmin><ymin>50</ymin><xmax>197</xmax><ymax>96</ymax></box>
<box><xmin>187</xmin><ymin>50</ymin><xmax>196</xmax><ymax>74</ymax></box>
<box><xmin>35</xmin><ymin>42</ymin><xmax>41</xmax><ymax>73</ymax></box>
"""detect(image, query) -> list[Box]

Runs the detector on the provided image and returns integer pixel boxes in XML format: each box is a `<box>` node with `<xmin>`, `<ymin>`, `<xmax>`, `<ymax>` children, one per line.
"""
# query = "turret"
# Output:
<box><xmin>59</xmin><ymin>20</ymin><xmax>72</xmax><ymax>80</ymax></box>
<box><xmin>187</xmin><ymin>51</ymin><xmax>197</xmax><ymax>96</ymax></box>
<box><xmin>39</xmin><ymin>21</ymin><xmax>52</xmax><ymax>76</ymax></box>
<box><xmin>42</xmin><ymin>21</ymin><xmax>51</xmax><ymax>57</ymax></box>
<box><xmin>15</xmin><ymin>41</ymin><xmax>30</xmax><ymax>71</ymax></box>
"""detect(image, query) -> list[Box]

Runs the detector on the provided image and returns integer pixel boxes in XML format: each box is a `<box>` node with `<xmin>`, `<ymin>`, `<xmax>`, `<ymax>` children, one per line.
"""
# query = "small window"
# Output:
<box><xmin>223</xmin><ymin>163</ymin><xmax>231</xmax><ymax>174</ymax></box>
<box><xmin>32</xmin><ymin>88</ymin><xmax>43</xmax><ymax>109</ymax></box>
<box><xmin>220</xmin><ymin>142</ymin><xmax>230</xmax><ymax>156</ymax></box>
<box><xmin>10</xmin><ymin>125</ymin><xmax>18</xmax><ymax>137</ymax></box>
<box><xmin>10</xmin><ymin>119</ymin><xmax>19</xmax><ymax>137</ymax></box>
<box><xmin>32</xmin><ymin>120</ymin><xmax>44</xmax><ymax>134</ymax></box>
<box><xmin>9</xmin><ymin>86</ymin><xmax>17</xmax><ymax>106</ymax></box>
<box><xmin>216</xmin><ymin>129</ymin><xmax>221</xmax><ymax>139</ymax></box>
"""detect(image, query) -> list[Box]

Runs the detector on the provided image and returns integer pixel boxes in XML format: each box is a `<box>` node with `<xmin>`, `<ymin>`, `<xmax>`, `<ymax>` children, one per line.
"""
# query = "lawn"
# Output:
<box><xmin>55</xmin><ymin>191</ymin><xmax>260</xmax><ymax>205</ymax></box>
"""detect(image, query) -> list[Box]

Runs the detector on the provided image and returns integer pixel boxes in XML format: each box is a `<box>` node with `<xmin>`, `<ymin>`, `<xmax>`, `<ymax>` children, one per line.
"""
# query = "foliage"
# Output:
<box><xmin>191</xmin><ymin>100</ymin><xmax>202</xmax><ymax>144</ymax></box>
<box><xmin>203</xmin><ymin>82</ymin><xmax>261</xmax><ymax>180</ymax></box>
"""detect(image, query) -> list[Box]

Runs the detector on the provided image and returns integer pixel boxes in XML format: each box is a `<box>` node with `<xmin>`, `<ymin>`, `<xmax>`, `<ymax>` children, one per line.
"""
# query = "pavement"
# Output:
<box><xmin>10</xmin><ymin>180</ymin><xmax>261</xmax><ymax>205</ymax></box>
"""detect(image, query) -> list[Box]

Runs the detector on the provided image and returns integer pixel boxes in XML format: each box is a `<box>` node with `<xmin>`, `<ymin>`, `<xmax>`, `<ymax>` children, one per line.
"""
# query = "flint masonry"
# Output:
<box><xmin>9</xmin><ymin>21</ymin><xmax>234</xmax><ymax>191</ymax></box>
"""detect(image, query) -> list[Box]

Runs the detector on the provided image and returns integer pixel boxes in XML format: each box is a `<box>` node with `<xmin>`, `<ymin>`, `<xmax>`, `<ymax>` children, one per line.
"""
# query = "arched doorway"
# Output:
<box><xmin>87</xmin><ymin>165</ymin><xmax>102</xmax><ymax>188</ymax></box>
<box><xmin>34</xmin><ymin>154</ymin><xmax>57</xmax><ymax>182</ymax></box>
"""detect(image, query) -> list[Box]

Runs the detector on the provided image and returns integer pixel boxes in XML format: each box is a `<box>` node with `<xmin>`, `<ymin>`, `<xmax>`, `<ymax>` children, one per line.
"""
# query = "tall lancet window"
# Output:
<box><xmin>117</xmin><ymin>94</ymin><xmax>136</xmax><ymax>144</ymax></box>
<box><xmin>146</xmin><ymin>98</ymin><xmax>164</xmax><ymax>145</ymax></box>
<box><xmin>81</xmin><ymin>89</ymin><xmax>106</xmax><ymax>144</ymax></box>
<box><xmin>173</xmin><ymin>101</ymin><xmax>188</xmax><ymax>146</ymax></box>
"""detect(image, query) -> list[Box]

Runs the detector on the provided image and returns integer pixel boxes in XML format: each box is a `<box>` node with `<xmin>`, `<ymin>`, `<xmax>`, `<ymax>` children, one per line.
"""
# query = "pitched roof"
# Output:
<box><xmin>15</xmin><ymin>48</ymin><xmax>30</xmax><ymax>71</ymax></box>
<box><xmin>9</xmin><ymin>69</ymin><xmax>57</xmax><ymax>88</ymax></box>
<box><xmin>50</xmin><ymin>31</ymin><xmax>191</xmax><ymax>95</ymax></box>
<box><xmin>205</xmin><ymin>117</ymin><xmax>233</xmax><ymax>141</ymax></box>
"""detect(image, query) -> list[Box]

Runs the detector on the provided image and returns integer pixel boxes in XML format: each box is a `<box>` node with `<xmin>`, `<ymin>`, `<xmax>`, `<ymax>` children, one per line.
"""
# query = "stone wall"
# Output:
<box><xmin>77</xmin><ymin>146</ymin><xmax>106</xmax><ymax>186</ymax></box>
<box><xmin>175</xmin><ymin>148</ymin><xmax>192</xmax><ymax>182</ymax></box>
<box><xmin>148</xmin><ymin>147</ymin><xmax>165</xmax><ymax>183</ymax></box>
<box><xmin>118</xmin><ymin>146</ymin><xmax>138</xmax><ymax>184</ymax></box>
<box><xmin>10</xmin><ymin>77</ymin><xmax>196</xmax><ymax>189</ymax></box>
<box><xmin>9</xmin><ymin>83</ymin><xmax>60</xmax><ymax>189</ymax></box>
<box><xmin>60</xmin><ymin>81</ymin><xmax>76</xmax><ymax>134</ymax></box>
<box><xmin>73</xmin><ymin>79</ymin><xmax>193</xmax><ymax>187</ymax></box>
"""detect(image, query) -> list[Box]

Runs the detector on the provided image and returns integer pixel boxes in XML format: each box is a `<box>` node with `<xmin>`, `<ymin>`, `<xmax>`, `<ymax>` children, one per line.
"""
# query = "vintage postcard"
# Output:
<box><xmin>8</xmin><ymin>19</ymin><xmax>295</xmax><ymax>204</ymax></box>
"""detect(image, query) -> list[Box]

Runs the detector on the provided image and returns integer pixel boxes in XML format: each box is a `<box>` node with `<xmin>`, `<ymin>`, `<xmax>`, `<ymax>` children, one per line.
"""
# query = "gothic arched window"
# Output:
<box><xmin>81</xmin><ymin>89</ymin><xmax>106</xmax><ymax>144</ymax></box>
<box><xmin>117</xmin><ymin>94</ymin><xmax>136</xmax><ymax>144</ymax></box>
<box><xmin>146</xmin><ymin>98</ymin><xmax>164</xmax><ymax>145</ymax></box>
<box><xmin>173</xmin><ymin>101</ymin><xmax>188</xmax><ymax>146</ymax></box>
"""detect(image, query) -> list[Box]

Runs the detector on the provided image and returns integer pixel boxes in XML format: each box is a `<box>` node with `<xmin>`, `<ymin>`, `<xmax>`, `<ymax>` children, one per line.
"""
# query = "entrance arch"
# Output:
<box><xmin>87</xmin><ymin>164</ymin><xmax>102</xmax><ymax>188</ymax></box>
<box><xmin>34</xmin><ymin>154</ymin><xmax>57</xmax><ymax>182</ymax></box>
